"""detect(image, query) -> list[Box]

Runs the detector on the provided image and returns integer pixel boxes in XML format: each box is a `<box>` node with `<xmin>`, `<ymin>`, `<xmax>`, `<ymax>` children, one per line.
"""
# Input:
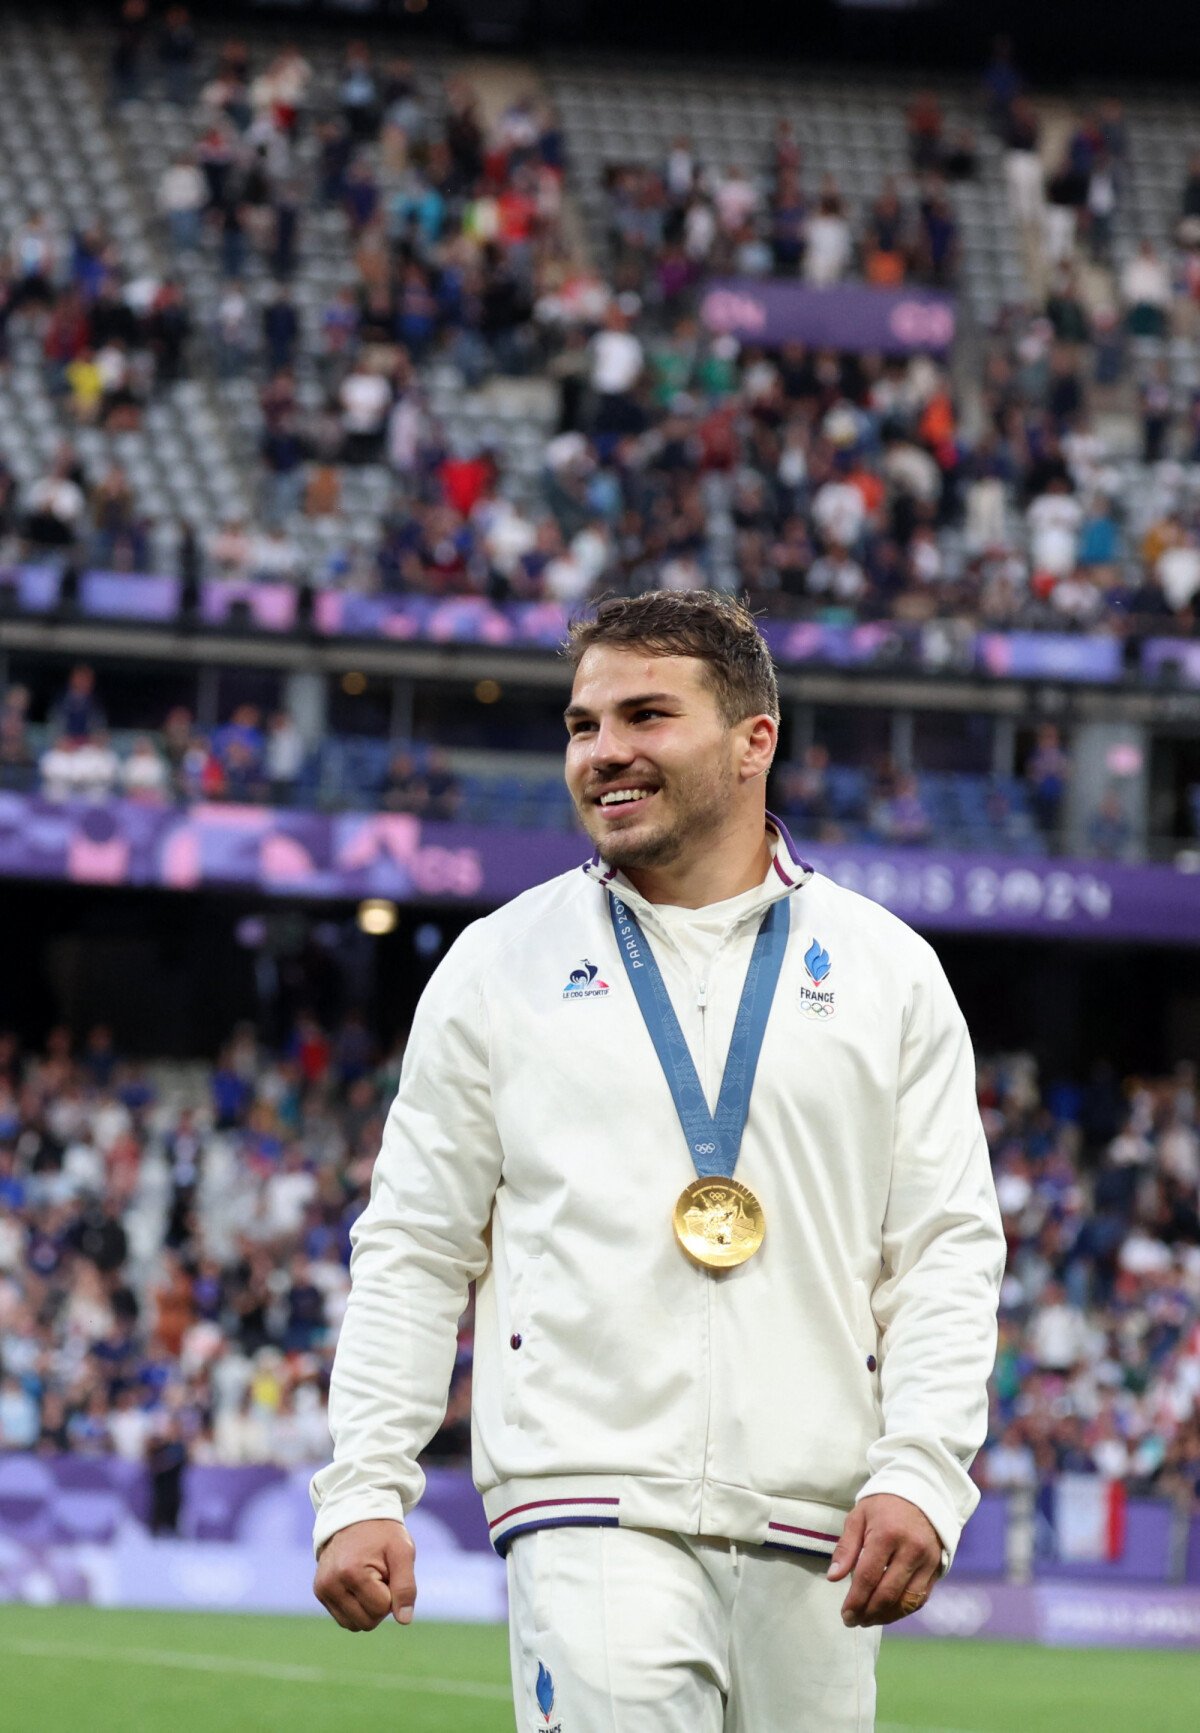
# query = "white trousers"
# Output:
<box><xmin>505</xmin><ymin>1526</ymin><xmax>881</xmax><ymax>1732</ymax></box>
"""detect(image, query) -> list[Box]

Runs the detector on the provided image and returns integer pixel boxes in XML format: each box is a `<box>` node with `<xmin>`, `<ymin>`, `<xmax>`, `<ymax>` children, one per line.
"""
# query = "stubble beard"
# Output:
<box><xmin>583</xmin><ymin>758</ymin><xmax>737</xmax><ymax>871</ymax></box>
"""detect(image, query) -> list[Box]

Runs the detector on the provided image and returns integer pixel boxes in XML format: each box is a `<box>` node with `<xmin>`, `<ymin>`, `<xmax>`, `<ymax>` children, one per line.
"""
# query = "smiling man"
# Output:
<box><xmin>311</xmin><ymin>590</ymin><xmax>1005</xmax><ymax>1731</ymax></box>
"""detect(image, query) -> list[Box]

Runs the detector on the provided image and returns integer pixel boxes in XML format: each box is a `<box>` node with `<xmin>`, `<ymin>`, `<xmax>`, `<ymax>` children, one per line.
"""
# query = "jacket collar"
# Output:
<box><xmin>581</xmin><ymin>812</ymin><xmax>813</xmax><ymax>922</ymax></box>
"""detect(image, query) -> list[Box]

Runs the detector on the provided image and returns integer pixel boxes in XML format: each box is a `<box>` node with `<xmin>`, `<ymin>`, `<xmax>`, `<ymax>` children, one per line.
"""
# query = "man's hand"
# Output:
<box><xmin>826</xmin><ymin>1494</ymin><xmax>942</xmax><ymax>1627</ymax></box>
<box><xmin>314</xmin><ymin>1519</ymin><xmax>417</xmax><ymax>1631</ymax></box>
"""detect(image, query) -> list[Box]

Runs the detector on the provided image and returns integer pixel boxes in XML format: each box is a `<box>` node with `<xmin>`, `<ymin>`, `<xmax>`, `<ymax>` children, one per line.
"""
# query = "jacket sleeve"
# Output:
<box><xmin>309</xmin><ymin>929</ymin><xmax>503</xmax><ymax>1556</ymax></box>
<box><xmin>856</xmin><ymin>938</ymin><xmax>1005</xmax><ymax>1568</ymax></box>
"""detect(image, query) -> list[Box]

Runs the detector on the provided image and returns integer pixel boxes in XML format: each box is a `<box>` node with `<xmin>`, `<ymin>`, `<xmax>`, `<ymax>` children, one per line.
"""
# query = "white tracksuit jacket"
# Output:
<box><xmin>311</xmin><ymin>824</ymin><xmax>1005</xmax><ymax>1567</ymax></box>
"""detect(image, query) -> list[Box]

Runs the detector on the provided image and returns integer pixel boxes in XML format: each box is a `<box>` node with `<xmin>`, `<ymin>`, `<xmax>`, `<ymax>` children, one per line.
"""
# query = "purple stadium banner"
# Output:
<box><xmin>699</xmin><ymin>278</ymin><xmax>956</xmax><ymax>354</ymax></box>
<box><xmin>0</xmin><ymin>564</ymin><xmax>61</xmax><ymax>611</ymax></box>
<box><xmin>313</xmin><ymin>590</ymin><xmax>574</xmax><ymax>647</ymax></box>
<box><xmin>2</xmin><ymin>793</ymin><xmax>1200</xmax><ymax>942</ymax></box>
<box><xmin>200</xmin><ymin>580</ymin><xmax>299</xmax><ymax>632</ymax></box>
<box><xmin>762</xmin><ymin>619</ymin><xmax>915</xmax><ymax>667</ymax></box>
<box><xmin>0</xmin><ymin>566</ymin><xmax>1182</xmax><ymax>695</ymax></box>
<box><xmin>0</xmin><ymin>1454</ymin><xmax>504</xmax><ymax>1621</ymax></box>
<box><xmin>79</xmin><ymin>571</ymin><xmax>181</xmax><ymax>622</ymax></box>
<box><xmin>978</xmin><ymin>631</ymin><xmax>1123</xmax><ymax>682</ymax></box>
<box><xmin>894</xmin><ymin>1580</ymin><xmax>1200</xmax><ymax>1649</ymax></box>
<box><xmin>1141</xmin><ymin>637</ymin><xmax>1200</xmax><ymax>687</ymax></box>
<box><xmin>2</xmin><ymin>1460</ymin><xmax>1199</xmax><ymax>1642</ymax></box>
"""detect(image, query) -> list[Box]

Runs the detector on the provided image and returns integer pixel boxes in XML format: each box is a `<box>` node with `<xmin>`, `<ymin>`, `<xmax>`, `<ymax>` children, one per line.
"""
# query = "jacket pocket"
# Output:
<box><xmin>501</xmin><ymin>1251</ymin><xmax>544</xmax><ymax>1428</ymax></box>
<box><xmin>854</xmin><ymin>1286</ymin><xmax>883</xmax><ymax>1380</ymax></box>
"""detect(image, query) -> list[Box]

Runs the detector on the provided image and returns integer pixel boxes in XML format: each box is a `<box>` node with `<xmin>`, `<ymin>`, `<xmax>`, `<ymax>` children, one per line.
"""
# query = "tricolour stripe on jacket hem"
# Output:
<box><xmin>488</xmin><ymin>1494</ymin><xmax>621</xmax><ymax>1553</ymax></box>
<box><xmin>763</xmin><ymin>1540</ymin><xmax>837</xmax><ymax>1560</ymax></box>
<box><xmin>491</xmin><ymin>1514</ymin><xmax>622</xmax><ymax>1555</ymax></box>
<box><xmin>767</xmin><ymin>1519</ymin><xmax>839</xmax><ymax>1544</ymax></box>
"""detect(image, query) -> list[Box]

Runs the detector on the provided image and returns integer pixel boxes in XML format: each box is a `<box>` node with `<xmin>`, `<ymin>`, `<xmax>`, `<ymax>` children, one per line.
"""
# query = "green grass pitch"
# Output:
<box><xmin>1</xmin><ymin>1603</ymin><xmax>1197</xmax><ymax>1731</ymax></box>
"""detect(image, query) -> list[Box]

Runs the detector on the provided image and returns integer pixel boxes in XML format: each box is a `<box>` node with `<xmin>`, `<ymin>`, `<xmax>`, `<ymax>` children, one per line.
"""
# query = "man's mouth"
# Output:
<box><xmin>592</xmin><ymin>785</ymin><xmax>660</xmax><ymax>814</ymax></box>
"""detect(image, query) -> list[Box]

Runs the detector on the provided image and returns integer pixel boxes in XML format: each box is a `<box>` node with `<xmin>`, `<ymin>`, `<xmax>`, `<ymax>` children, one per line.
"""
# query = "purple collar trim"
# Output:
<box><xmin>766</xmin><ymin>811</ymin><xmax>813</xmax><ymax>883</ymax></box>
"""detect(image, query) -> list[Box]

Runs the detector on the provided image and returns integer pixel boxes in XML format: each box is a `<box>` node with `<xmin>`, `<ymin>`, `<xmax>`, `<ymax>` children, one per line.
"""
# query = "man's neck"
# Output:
<box><xmin>622</xmin><ymin>819</ymin><xmax>775</xmax><ymax>909</ymax></box>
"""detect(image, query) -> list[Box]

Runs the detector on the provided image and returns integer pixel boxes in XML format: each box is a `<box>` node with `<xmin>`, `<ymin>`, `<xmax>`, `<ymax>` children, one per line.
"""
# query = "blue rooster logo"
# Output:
<box><xmin>568</xmin><ymin>962</ymin><xmax>598</xmax><ymax>988</ymax></box>
<box><xmin>536</xmin><ymin>1660</ymin><xmax>556</xmax><ymax>1722</ymax></box>
<box><xmin>804</xmin><ymin>938</ymin><xmax>832</xmax><ymax>985</ymax></box>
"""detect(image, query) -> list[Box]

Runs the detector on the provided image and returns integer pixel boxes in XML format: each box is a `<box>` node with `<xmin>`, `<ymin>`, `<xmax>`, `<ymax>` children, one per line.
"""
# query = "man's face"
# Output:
<box><xmin>564</xmin><ymin>647</ymin><xmax>748</xmax><ymax>871</ymax></box>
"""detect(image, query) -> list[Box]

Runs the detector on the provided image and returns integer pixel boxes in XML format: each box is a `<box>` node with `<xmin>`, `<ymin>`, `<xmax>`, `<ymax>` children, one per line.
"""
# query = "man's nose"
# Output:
<box><xmin>589</xmin><ymin>717</ymin><xmax>635</xmax><ymax>763</ymax></box>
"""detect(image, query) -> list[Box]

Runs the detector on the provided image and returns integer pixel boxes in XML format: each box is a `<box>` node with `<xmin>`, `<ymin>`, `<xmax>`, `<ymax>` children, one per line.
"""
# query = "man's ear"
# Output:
<box><xmin>739</xmin><ymin>713</ymin><xmax>778</xmax><ymax>782</ymax></box>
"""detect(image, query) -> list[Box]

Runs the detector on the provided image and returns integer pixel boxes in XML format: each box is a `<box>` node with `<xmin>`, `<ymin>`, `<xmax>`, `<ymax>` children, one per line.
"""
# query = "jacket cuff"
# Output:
<box><xmin>311</xmin><ymin>1489</ymin><xmax>409</xmax><ymax>1560</ymax></box>
<box><xmin>855</xmin><ymin>1463</ymin><xmax>976</xmax><ymax>1572</ymax></box>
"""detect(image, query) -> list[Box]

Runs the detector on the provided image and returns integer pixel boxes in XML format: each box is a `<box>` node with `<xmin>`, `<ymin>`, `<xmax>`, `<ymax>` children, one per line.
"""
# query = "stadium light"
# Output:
<box><xmin>357</xmin><ymin>898</ymin><xmax>398</xmax><ymax>937</ymax></box>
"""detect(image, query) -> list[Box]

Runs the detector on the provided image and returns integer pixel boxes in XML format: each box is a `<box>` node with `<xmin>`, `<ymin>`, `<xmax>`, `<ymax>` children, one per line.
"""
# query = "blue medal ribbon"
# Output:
<box><xmin>607</xmin><ymin>892</ymin><xmax>790</xmax><ymax>1181</ymax></box>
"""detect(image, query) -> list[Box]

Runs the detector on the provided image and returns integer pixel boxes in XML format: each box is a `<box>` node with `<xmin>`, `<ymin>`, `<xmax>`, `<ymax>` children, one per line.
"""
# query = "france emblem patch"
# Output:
<box><xmin>535</xmin><ymin>1659</ymin><xmax>562</xmax><ymax>1727</ymax></box>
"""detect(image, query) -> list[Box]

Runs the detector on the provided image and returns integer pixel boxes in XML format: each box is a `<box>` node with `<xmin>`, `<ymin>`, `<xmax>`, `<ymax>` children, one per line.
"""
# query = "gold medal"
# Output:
<box><xmin>673</xmin><ymin>1177</ymin><xmax>765</xmax><ymax>1270</ymax></box>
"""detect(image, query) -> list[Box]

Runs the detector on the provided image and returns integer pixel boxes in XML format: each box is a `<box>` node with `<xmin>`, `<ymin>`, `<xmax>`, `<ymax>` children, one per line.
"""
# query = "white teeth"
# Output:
<box><xmin>598</xmin><ymin>788</ymin><xmax>655</xmax><ymax>806</ymax></box>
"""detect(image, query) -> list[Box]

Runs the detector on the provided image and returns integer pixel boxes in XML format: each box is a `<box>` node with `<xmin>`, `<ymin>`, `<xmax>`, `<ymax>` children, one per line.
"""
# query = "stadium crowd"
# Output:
<box><xmin>4</xmin><ymin>661</ymin><xmax>1124</xmax><ymax>858</ymax></box>
<box><xmin>0</xmin><ymin>18</ymin><xmax>1196</xmax><ymax>632</ymax></box>
<box><xmin>0</xmin><ymin>1015</ymin><xmax>1198</xmax><ymax>1521</ymax></box>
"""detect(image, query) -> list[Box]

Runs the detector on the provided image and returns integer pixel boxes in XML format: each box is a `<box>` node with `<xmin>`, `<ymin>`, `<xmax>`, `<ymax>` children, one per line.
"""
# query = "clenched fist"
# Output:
<box><xmin>314</xmin><ymin>1519</ymin><xmax>417</xmax><ymax>1632</ymax></box>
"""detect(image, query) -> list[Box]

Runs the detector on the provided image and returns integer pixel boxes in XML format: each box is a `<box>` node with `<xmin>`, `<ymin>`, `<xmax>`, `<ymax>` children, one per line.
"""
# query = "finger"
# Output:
<box><xmin>322</xmin><ymin>1566</ymin><xmax>390</xmax><ymax>1631</ymax></box>
<box><xmin>858</xmin><ymin>1544</ymin><xmax>941</xmax><ymax>1628</ymax></box>
<box><xmin>384</xmin><ymin>1533</ymin><xmax>418</xmax><ymax>1625</ymax></box>
<box><xmin>898</xmin><ymin>1561</ymin><xmax>941</xmax><ymax>1618</ymax></box>
<box><xmin>839</xmin><ymin>1533</ymin><xmax>892</xmax><ymax>1626</ymax></box>
<box><xmin>355</xmin><ymin>1566</ymin><xmax>395</xmax><ymax>1625</ymax></box>
<box><xmin>315</xmin><ymin>1577</ymin><xmax>378</xmax><ymax>1632</ymax></box>
<box><xmin>826</xmin><ymin>1505</ymin><xmax>866</xmax><ymax>1582</ymax></box>
<box><xmin>856</xmin><ymin>1550</ymin><xmax>924</xmax><ymax>1627</ymax></box>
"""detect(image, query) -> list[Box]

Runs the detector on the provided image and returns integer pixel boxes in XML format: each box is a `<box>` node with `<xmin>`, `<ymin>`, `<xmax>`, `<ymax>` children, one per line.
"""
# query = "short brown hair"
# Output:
<box><xmin>566</xmin><ymin>590</ymin><xmax>780</xmax><ymax>726</ymax></box>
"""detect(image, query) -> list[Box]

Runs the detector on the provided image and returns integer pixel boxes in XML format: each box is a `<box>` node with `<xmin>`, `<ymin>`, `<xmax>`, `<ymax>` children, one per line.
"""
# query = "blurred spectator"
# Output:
<box><xmin>111</xmin><ymin>0</ymin><xmax>149</xmax><ymax>105</ymax></box>
<box><xmin>158</xmin><ymin>155</ymin><xmax>206</xmax><ymax>254</ymax></box>
<box><xmin>10</xmin><ymin>209</ymin><xmax>56</xmax><ymax>311</ymax></box>
<box><xmin>146</xmin><ymin>1415</ymin><xmax>188</xmax><ymax>1535</ymax></box>
<box><xmin>1088</xmin><ymin>788</ymin><xmax>1133</xmax><ymax>860</ymax></box>
<box><xmin>263</xmin><ymin>283</ymin><xmax>299</xmax><ymax>374</ymax></box>
<box><xmin>804</xmin><ymin>183</ymin><xmax>852</xmax><ymax>286</ymax></box>
<box><xmin>40</xmin><ymin>732</ymin><xmax>120</xmax><ymax>802</ymax></box>
<box><xmin>1122</xmin><ymin>240</ymin><xmax>1172</xmax><ymax>337</ymax></box>
<box><xmin>121</xmin><ymin>736</ymin><xmax>171</xmax><ymax>804</ymax></box>
<box><xmin>380</xmin><ymin>749</ymin><xmax>428</xmax><ymax>815</ymax></box>
<box><xmin>339</xmin><ymin>362</ymin><xmax>391</xmax><ymax>462</ymax></box>
<box><xmin>0</xmin><ymin>684</ymin><xmax>34</xmax><ymax>789</ymax></box>
<box><xmin>589</xmin><ymin>305</ymin><xmax>643</xmax><ymax>436</ymax></box>
<box><xmin>209</xmin><ymin>518</ymin><xmax>254</xmax><ymax>580</ymax></box>
<box><xmin>265</xmin><ymin>710</ymin><xmax>306</xmax><ymax>803</ymax></box>
<box><xmin>90</xmin><ymin>464</ymin><xmax>146</xmax><ymax>569</ymax></box>
<box><xmin>249</xmin><ymin>523</ymin><xmax>303</xmax><ymax>583</ymax></box>
<box><xmin>157</xmin><ymin>5</ymin><xmax>197</xmax><ymax>106</ymax></box>
<box><xmin>906</xmin><ymin>91</ymin><xmax>944</xmax><ymax>173</ymax></box>
<box><xmin>1025</xmin><ymin>723</ymin><xmax>1071</xmax><ymax>844</ymax></box>
<box><xmin>23</xmin><ymin>454</ymin><xmax>87</xmax><ymax>552</ymax></box>
<box><xmin>871</xmin><ymin>771</ymin><xmax>933</xmax><ymax>846</ymax></box>
<box><xmin>776</xmin><ymin>744</ymin><xmax>832</xmax><ymax>830</ymax></box>
<box><xmin>51</xmin><ymin>665</ymin><xmax>106</xmax><ymax>742</ymax></box>
<box><xmin>260</xmin><ymin>412</ymin><xmax>308</xmax><ymax>526</ymax></box>
<box><xmin>425</xmin><ymin>748</ymin><xmax>462</xmax><ymax>822</ymax></box>
<box><xmin>1140</xmin><ymin>362</ymin><xmax>1174</xmax><ymax>463</ymax></box>
<box><xmin>1003</xmin><ymin>97</ymin><xmax>1043</xmax><ymax>231</ymax></box>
